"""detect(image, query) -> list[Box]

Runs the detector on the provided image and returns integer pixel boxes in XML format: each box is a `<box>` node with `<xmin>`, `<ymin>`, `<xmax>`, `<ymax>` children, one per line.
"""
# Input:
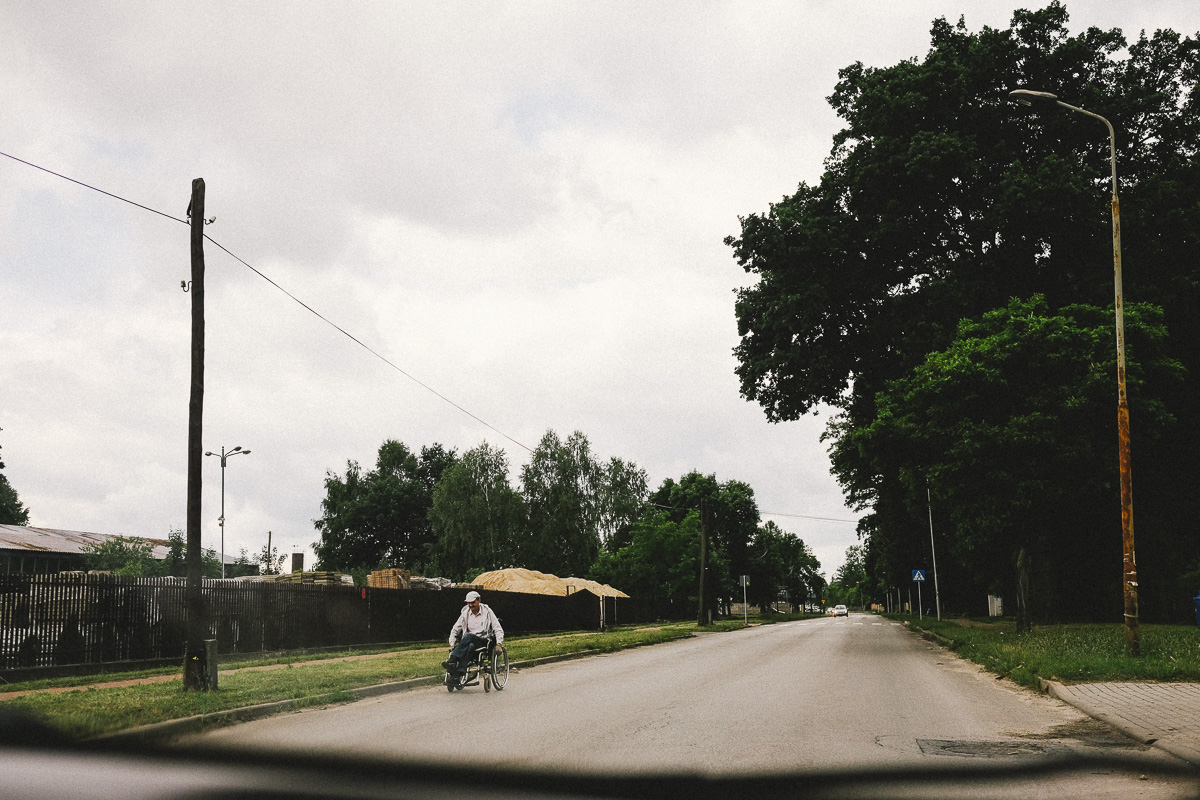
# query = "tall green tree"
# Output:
<box><xmin>588</xmin><ymin>510</ymin><xmax>727</xmax><ymax>619</ymax></box>
<box><xmin>747</xmin><ymin>521</ymin><xmax>823</xmax><ymax>611</ymax></box>
<box><xmin>519</xmin><ymin>430</ymin><xmax>647</xmax><ymax>577</ymax></box>
<box><xmin>0</xmin><ymin>436</ymin><xmax>30</xmax><ymax>525</ymax></box>
<box><xmin>429</xmin><ymin>442</ymin><xmax>524</xmax><ymax>580</ymax></box>
<box><xmin>313</xmin><ymin>440</ymin><xmax>457</xmax><ymax>572</ymax></box>
<box><xmin>826</xmin><ymin>545</ymin><xmax>869</xmax><ymax>608</ymax></box>
<box><xmin>832</xmin><ymin>296</ymin><xmax>1181</xmax><ymax>625</ymax></box>
<box><xmin>727</xmin><ymin>4</ymin><xmax>1200</xmax><ymax>619</ymax></box>
<box><xmin>597</xmin><ymin>456</ymin><xmax>649</xmax><ymax>552</ymax></box>
<box><xmin>649</xmin><ymin>471</ymin><xmax>759</xmax><ymax>611</ymax></box>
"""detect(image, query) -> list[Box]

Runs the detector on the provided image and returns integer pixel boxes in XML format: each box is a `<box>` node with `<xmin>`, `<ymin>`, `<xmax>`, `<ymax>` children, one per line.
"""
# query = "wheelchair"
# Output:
<box><xmin>445</xmin><ymin>638</ymin><xmax>509</xmax><ymax>692</ymax></box>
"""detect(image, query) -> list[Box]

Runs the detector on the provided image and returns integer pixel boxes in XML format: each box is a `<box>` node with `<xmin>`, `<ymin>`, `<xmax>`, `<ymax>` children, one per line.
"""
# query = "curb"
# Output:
<box><xmin>901</xmin><ymin>621</ymin><xmax>1200</xmax><ymax>767</ymax></box>
<box><xmin>1040</xmin><ymin>679</ymin><xmax>1159</xmax><ymax>745</ymax></box>
<box><xmin>1040</xmin><ymin>679</ymin><xmax>1200</xmax><ymax>767</ymax></box>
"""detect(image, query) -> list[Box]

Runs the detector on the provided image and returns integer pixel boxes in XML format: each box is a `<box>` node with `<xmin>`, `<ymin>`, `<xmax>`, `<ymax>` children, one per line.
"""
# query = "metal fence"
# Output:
<box><xmin>0</xmin><ymin>573</ymin><xmax>634</xmax><ymax>673</ymax></box>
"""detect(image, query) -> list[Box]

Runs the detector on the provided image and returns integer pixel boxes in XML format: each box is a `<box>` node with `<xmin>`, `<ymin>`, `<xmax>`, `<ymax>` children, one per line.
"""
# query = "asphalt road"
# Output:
<box><xmin>190</xmin><ymin>615</ymin><xmax>1196</xmax><ymax>797</ymax></box>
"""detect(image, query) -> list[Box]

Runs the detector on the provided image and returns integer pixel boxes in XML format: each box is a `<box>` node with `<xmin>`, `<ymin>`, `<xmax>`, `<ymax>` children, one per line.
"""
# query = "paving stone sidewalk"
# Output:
<box><xmin>1045</xmin><ymin>680</ymin><xmax>1200</xmax><ymax>766</ymax></box>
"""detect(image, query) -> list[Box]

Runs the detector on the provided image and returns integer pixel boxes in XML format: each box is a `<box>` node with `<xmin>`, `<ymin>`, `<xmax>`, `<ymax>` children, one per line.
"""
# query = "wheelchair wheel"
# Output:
<box><xmin>491</xmin><ymin>644</ymin><xmax>509</xmax><ymax>690</ymax></box>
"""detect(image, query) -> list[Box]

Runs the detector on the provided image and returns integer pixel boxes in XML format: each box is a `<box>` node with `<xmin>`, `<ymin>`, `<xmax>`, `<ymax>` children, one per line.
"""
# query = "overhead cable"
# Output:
<box><xmin>1</xmin><ymin>149</ymin><xmax>532</xmax><ymax>453</ymax></box>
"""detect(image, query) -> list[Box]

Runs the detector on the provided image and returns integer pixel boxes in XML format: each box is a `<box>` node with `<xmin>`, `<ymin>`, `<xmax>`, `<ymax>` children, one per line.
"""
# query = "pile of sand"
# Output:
<box><xmin>470</xmin><ymin>567</ymin><xmax>629</xmax><ymax>598</ymax></box>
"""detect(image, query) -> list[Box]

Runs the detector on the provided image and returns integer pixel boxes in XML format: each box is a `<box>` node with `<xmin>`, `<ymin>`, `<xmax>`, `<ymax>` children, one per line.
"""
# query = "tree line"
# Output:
<box><xmin>312</xmin><ymin>429</ymin><xmax>826</xmax><ymax>614</ymax></box>
<box><xmin>726</xmin><ymin>4</ymin><xmax>1200</xmax><ymax>624</ymax></box>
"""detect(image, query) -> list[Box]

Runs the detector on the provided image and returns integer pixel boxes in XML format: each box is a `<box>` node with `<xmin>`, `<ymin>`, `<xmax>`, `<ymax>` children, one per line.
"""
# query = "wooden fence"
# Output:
<box><xmin>0</xmin><ymin>573</ymin><xmax>637</xmax><ymax>673</ymax></box>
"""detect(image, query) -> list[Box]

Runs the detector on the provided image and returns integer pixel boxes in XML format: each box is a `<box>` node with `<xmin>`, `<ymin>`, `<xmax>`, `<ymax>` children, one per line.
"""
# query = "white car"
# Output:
<box><xmin>832</xmin><ymin>604</ymin><xmax>848</xmax><ymax>617</ymax></box>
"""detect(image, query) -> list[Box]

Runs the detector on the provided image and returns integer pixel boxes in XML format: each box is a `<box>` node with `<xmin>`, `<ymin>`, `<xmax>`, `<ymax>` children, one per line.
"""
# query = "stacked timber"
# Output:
<box><xmin>273</xmin><ymin>571</ymin><xmax>351</xmax><ymax>586</ymax></box>
<box><xmin>367</xmin><ymin>568</ymin><xmax>411</xmax><ymax>589</ymax></box>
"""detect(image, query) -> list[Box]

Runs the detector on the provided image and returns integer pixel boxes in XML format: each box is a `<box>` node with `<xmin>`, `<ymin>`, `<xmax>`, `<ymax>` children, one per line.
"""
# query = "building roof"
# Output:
<box><xmin>0</xmin><ymin>524</ymin><xmax>173</xmax><ymax>559</ymax></box>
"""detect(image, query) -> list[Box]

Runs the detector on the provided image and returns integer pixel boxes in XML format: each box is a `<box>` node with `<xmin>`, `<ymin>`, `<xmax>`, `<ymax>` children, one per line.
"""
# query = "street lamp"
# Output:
<box><xmin>204</xmin><ymin>445</ymin><xmax>251</xmax><ymax>579</ymax></box>
<box><xmin>1008</xmin><ymin>89</ymin><xmax>1139</xmax><ymax>656</ymax></box>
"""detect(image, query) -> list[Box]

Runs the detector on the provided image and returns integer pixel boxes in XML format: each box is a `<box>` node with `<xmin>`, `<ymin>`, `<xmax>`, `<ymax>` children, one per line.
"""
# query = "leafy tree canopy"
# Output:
<box><xmin>727</xmin><ymin>3</ymin><xmax>1200</xmax><ymax>619</ymax></box>
<box><xmin>729</xmin><ymin>3</ymin><xmax>1199</xmax><ymax>422</ymax></box>
<box><xmin>313</xmin><ymin>440</ymin><xmax>457</xmax><ymax>572</ymax></box>
<box><xmin>588</xmin><ymin>510</ymin><xmax>727</xmax><ymax>617</ymax></box>
<box><xmin>747</xmin><ymin>521</ymin><xmax>824</xmax><ymax>610</ymax></box>
<box><xmin>430</xmin><ymin>442</ymin><xmax>524</xmax><ymax>581</ymax></box>
<box><xmin>520</xmin><ymin>430</ymin><xmax>648</xmax><ymax>577</ymax></box>
<box><xmin>830</xmin><ymin>296</ymin><xmax>1181</xmax><ymax>618</ymax></box>
<box><xmin>649</xmin><ymin>471</ymin><xmax>760</xmax><ymax>581</ymax></box>
<box><xmin>0</xmin><ymin>436</ymin><xmax>31</xmax><ymax>525</ymax></box>
<box><xmin>81</xmin><ymin>528</ymin><xmax>225</xmax><ymax>578</ymax></box>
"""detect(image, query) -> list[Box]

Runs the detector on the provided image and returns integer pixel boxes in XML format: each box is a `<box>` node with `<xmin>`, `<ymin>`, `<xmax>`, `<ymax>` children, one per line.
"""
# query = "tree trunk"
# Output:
<box><xmin>1015</xmin><ymin>545</ymin><xmax>1032</xmax><ymax>633</ymax></box>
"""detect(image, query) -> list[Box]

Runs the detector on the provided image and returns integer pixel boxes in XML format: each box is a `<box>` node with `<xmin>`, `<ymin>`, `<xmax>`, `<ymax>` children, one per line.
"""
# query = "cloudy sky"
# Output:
<box><xmin>3</xmin><ymin>2</ymin><xmax>1197</xmax><ymax>580</ymax></box>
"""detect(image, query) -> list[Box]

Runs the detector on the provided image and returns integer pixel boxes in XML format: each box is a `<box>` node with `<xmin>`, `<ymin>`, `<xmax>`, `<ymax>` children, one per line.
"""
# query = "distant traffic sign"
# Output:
<box><xmin>912</xmin><ymin>570</ymin><xmax>926</xmax><ymax>582</ymax></box>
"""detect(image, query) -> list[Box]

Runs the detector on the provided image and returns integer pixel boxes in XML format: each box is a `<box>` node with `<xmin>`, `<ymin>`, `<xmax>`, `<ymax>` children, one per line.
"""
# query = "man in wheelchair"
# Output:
<box><xmin>442</xmin><ymin>590</ymin><xmax>504</xmax><ymax>684</ymax></box>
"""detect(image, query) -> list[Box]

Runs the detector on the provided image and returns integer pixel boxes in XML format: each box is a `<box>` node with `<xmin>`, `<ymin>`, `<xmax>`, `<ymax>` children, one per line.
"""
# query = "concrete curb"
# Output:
<box><xmin>900</xmin><ymin>621</ymin><xmax>1200</xmax><ymax>766</ymax></box>
<box><xmin>1040</xmin><ymin>679</ymin><xmax>1200</xmax><ymax>767</ymax></box>
<box><xmin>1040</xmin><ymin>679</ymin><xmax>1159</xmax><ymax>744</ymax></box>
<box><xmin>97</xmin><ymin>651</ymin><xmax>603</xmax><ymax>745</ymax></box>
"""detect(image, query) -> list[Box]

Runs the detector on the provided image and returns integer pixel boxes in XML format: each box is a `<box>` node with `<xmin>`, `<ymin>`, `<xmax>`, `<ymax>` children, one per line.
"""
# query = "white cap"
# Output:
<box><xmin>465</xmin><ymin>590</ymin><xmax>481</xmax><ymax>602</ymax></box>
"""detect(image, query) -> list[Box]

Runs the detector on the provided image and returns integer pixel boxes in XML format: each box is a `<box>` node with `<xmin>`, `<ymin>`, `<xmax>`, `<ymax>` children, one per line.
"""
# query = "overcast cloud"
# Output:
<box><xmin>4</xmin><ymin>1</ymin><xmax>1198</xmax><ymax>579</ymax></box>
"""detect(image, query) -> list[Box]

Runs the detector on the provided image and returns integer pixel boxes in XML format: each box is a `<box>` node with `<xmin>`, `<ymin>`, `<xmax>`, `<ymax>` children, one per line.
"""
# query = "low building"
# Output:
<box><xmin>0</xmin><ymin>524</ymin><xmax>171</xmax><ymax>576</ymax></box>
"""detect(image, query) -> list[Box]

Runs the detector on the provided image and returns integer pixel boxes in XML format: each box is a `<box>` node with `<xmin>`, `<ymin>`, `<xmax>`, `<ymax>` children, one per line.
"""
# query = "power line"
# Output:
<box><xmin>2</xmin><ymin>149</ymin><xmax>532</xmax><ymax>453</ymax></box>
<box><xmin>202</xmin><ymin>236</ymin><xmax>532</xmax><ymax>452</ymax></box>
<box><xmin>651</xmin><ymin>501</ymin><xmax>857</xmax><ymax>524</ymax></box>
<box><xmin>0</xmin><ymin>150</ymin><xmax>187</xmax><ymax>225</ymax></box>
<box><xmin>762</xmin><ymin>511</ymin><xmax>859</xmax><ymax>524</ymax></box>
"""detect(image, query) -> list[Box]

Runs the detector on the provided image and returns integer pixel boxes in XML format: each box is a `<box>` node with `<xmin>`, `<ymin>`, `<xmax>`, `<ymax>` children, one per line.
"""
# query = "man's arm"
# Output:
<box><xmin>489</xmin><ymin>608</ymin><xmax>504</xmax><ymax>645</ymax></box>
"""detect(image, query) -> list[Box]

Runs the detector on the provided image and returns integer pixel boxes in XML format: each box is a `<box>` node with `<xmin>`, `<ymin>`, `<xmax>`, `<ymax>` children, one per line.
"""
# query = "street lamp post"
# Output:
<box><xmin>204</xmin><ymin>445</ymin><xmax>251</xmax><ymax>579</ymax></box>
<box><xmin>1008</xmin><ymin>89</ymin><xmax>1139</xmax><ymax>656</ymax></box>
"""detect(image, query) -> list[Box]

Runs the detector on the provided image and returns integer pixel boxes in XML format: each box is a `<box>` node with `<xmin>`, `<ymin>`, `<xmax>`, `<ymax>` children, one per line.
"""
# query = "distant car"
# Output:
<box><xmin>832</xmin><ymin>604</ymin><xmax>848</xmax><ymax>617</ymax></box>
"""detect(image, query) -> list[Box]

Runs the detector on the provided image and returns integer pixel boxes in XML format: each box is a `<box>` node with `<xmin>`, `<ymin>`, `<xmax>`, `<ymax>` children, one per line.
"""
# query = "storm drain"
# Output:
<box><xmin>917</xmin><ymin>739</ymin><xmax>1065</xmax><ymax>758</ymax></box>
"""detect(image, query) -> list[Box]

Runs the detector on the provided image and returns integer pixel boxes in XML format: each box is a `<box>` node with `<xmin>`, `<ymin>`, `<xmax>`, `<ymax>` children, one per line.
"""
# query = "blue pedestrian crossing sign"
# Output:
<box><xmin>912</xmin><ymin>570</ymin><xmax>926</xmax><ymax>582</ymax></box>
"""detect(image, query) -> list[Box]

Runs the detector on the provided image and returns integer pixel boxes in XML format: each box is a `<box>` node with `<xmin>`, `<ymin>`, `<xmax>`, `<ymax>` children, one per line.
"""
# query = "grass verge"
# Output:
<box><xmin>1</xmin><ymin>624</ymin><xmax>699</xmax><ymax>738</ymax></box>
<box><xmin>900</xmin><ymin>615</ymin><xmax>1200</xmax><ymax>689</ymax></box>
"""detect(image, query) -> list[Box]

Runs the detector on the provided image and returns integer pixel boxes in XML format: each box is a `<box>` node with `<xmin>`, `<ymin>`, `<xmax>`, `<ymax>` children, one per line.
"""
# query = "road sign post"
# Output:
<box><xmin>913</xmin><ymin>570</ymin><xmax>926</xmax><ymax>620</ymax></box>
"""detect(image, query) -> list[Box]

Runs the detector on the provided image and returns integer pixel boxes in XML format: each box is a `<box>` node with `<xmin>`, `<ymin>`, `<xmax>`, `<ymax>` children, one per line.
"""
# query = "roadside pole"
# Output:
<box><xmin>927</xmin><ymin>487</ymin><xmax>942</xmax><ymax>621</ymax></box>
<box><xmin>183</xmin><ymin>178</ymin><xmax>213</xmax><ymax>691</ymax></box>
<box><xmin>697</xmin><ymin>500</ymin><xmax>709</xmax><ymax>626</ymax></box>
<box><xmin>913</xmin><ymin>570</ymin><xmax>925</xmax><ymax>620</ymax></box>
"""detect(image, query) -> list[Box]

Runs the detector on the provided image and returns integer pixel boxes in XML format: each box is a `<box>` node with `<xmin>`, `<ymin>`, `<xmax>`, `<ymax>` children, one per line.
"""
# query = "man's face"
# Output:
<box><xmin>469</xmin><ymin>599</ymin><xmax>481</xmax><ymax>612</ymax></box>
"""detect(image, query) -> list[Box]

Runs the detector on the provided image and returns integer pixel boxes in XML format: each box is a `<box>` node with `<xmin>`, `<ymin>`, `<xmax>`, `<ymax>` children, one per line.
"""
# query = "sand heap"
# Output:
<box><xmin>470</xmin><ymin>567</ymin><xmax>628</xmax><ymax>598</ymax></box>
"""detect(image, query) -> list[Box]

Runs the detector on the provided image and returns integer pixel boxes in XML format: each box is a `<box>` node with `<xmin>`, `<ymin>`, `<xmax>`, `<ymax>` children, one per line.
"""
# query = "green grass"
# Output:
<box><xmin>900</xmin><ymin>615</ymin><xmax>1200</xmax><ymax>689</ymax></box>
<box><xmin>1</xmin><ymin>625</ymin><xmax>698</xmax><ymax>738</ymax></box>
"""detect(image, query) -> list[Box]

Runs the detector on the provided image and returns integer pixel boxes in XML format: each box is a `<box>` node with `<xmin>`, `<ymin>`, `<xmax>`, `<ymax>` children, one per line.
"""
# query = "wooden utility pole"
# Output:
<box><xmin>697</xmin><ymin>500</ymin><xmax>709</xmax><ymax>626</ymax></box>
<box><xmin>183</xmin><ymin>178</ymin><xmax>213</xmax><ymax>690</ymax></box>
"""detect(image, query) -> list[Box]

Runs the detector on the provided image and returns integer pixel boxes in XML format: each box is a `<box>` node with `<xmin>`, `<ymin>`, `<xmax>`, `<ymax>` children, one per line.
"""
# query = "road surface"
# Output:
<box><xmin>189</xmin><ymin>615</ymin><xmax>1196</xmax><ymax>797</ymax></box>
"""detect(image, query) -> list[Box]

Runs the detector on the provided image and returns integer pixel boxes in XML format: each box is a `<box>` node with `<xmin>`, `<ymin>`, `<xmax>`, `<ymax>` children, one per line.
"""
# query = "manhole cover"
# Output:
<box><xmin>917</xmin><ymin>739</ymin><xmax>1061</xmax><ymax>758</ymax></box>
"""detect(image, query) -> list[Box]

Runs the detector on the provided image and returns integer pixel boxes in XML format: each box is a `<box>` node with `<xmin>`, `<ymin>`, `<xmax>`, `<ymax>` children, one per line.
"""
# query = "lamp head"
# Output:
<box><xmin>1009</xmin><ymin>89</ymin><xmax>1059</xmax><ymax>108</ymax></box>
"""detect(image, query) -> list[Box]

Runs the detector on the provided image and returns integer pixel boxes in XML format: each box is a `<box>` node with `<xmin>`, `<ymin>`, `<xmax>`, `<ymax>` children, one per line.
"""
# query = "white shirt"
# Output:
<box><xmin>449</xmin><ymin>602</ymin><xmax>504</xmax><ymax>645</ymax></box>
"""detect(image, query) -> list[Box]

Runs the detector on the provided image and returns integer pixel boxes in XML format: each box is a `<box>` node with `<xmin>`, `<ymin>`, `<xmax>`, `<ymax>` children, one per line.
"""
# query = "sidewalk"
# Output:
<box><xmin>1044</xmin><ymin>680</ymin><xmax>1200</xmax><ymax>766</ymax></box>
